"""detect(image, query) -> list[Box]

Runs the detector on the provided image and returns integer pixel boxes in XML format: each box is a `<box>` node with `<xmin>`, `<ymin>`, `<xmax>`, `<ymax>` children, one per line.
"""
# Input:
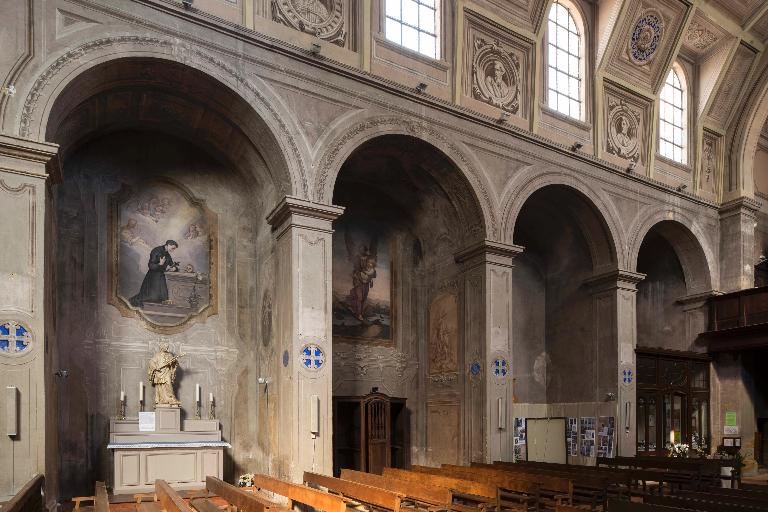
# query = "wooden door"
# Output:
<box><xmin>366</xmin><ymin>398</ymin><xmax>390</xmax><ymax>474</ymax></box>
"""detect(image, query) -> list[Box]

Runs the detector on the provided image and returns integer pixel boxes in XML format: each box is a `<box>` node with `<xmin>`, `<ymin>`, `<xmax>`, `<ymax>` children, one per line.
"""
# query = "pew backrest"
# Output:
<box><xmin>339</xmin><ymin>468</ymin><xmax>451</xmax><ymax>506</ymax></box>
<box><xmin>3</xmin><ymin>475</ymin><xmax>45</xmax><ymax>512</ymax></box>
<box><xmin>205</xmin><ymin>476</ymin><xmax>285</xmax><ymax>512</ymax></box>
<box><xmin>382</xmin><ymin>467</ymin><xmax>497</xmax><ymax>500</ymax></box>
<box><xmin>156</xmin><ymin>480</ymin><xmax>194</xmax><ymax>512</ymax></box>
<box><xmin>305</xmin><ymin>471</ymin><xmax>402</xmax><ymax>512</ymax></box>
<box><xmin>252</xmin><ymin>473</ymin><xmax>345</xmax><ymax>512</ymax></box>
<box><xmin>95</xmin><ymin>482</ymin><xmax>110</xmax><ymax>512</ymax></box>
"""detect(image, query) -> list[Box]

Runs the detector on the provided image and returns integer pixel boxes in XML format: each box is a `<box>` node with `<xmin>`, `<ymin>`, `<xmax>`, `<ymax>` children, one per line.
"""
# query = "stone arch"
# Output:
<box><xmin>627</xmin><ymin>210</ymin><xmax>716</xmax><ymax>295</ymax></box>
<box><xmin>501</xmin><ymin>170</ymin><xmax>623</xmax><ymax>270</ymax></box>
<box><xmin>725</xmin><ymin>56</ymin><xmax>768</xmax><ymax>201</ymax></box>
<box><xmin>313</xmin><ymin>114</ymin><xmax>498</xmax><ymax>240</ymax></box>
<box><xmin>11</xmin><ymin>35</ymin><xmax>308</xmax><ymax>197</ymax></box>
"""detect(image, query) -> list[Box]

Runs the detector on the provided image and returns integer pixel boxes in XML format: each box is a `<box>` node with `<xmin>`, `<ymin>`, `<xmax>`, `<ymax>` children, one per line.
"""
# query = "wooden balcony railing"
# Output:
<box><xmin>709</xmin><ymin>286</ymin><xmax>768</xmax><ymax>331</ymax></box>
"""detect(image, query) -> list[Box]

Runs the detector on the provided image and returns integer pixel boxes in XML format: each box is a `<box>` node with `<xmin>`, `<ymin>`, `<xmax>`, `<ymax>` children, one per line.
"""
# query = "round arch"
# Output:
<box><xmin>627</xmin><ymin>211</ymin><xmax>716</xmax><ymax>295</ymax></box>
<box><xmin>501</xmin><ymin>170</ymin><xmax>623</xmax><ymax>270</ymax></box>
<box><xmin>313</xmin><ymin>114</ymin><xmax>499</xmax><ymax>240</ymax></box>
<box><xmin>10</xmin><ymin>35</ymin><xmax>308</xmax><ymax>197</ymax></box>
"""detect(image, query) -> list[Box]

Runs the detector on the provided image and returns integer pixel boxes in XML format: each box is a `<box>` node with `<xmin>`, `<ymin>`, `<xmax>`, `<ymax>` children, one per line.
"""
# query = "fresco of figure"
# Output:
<box><xmin>347</xmin><ymin>248</ymin><xmax>377</xmax><ymax>321</ymax></box>
<box><xmin>130</xmin><ymin>240</ymin><xmax>180</xmax><ymax>307</ymax></box>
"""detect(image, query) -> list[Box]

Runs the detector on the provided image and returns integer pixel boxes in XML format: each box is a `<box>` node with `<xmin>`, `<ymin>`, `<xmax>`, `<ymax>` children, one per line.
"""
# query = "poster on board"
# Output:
<box><xmin>513</xmin><ymin>417</ymin><xmax>527</xmax><ymax>461</ymax></box>
<box><xmin>567</xmin><ymin>417</ymin><xmax>579</xmax><ymax>456</ymax></box>
<box><xmin>580</xmin><ymin>417</ymin><xmax>596</xmax><ymax>457</ymax></box>
<box><xmin>597</xmin><ymin>416</ymin><xmax>615</xmax><ymax>458</ymax></box>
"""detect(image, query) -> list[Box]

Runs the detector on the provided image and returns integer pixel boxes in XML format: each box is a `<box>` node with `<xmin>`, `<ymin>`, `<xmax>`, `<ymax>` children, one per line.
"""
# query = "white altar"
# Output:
<box><xmin>107</xmin><ymin>407</ymin><xmax>229</xmax><ymax>495</ymax></box>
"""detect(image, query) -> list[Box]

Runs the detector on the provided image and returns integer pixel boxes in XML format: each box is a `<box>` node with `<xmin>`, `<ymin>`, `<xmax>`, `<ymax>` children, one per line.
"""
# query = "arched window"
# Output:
<box><xmin>546</xmin><ymin>0</ymin><xmax>584</xmax><ymax>120</ymax></box>
<box><xmin>659</xmin><ymin>66</ymin><xmax>687</xmax><ymax>164</ymax></box>
<box><xmin>385</xmin><ymin>0</ymin><xmax>440</xmax><ymax>59</ymax></box>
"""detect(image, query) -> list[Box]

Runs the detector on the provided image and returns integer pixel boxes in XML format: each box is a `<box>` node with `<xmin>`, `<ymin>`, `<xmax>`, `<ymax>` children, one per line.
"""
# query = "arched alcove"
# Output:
<box><xmin>47</xmin><ymin>58</ymin><xmax>287</xmax><ymax>496</ymax></box>
<box><xmin>329</xmin><ymin>134</ymin><xmax>487</xmax><ymax>469</ymax></box>
<box><xmin>511</xmin><ymin>185</ymin><xmax>617</xmax><ymax>404</ymax></box>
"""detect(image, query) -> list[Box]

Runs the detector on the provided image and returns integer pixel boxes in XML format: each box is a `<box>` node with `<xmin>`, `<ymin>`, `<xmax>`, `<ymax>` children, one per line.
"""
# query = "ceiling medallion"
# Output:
<box><xmin>272</xmin><ymin>0</ymin><xmax>346</xmax><ymax>46</ymax></box>
<box><xmin>629</xmin><ymin>10</ymin><xmax>664</xmax><ymax>64</ymax></box>
<box><xmin>686</xmin><ymin>22</ymin><xmax>717</xmax><ymax>51</ymax></box>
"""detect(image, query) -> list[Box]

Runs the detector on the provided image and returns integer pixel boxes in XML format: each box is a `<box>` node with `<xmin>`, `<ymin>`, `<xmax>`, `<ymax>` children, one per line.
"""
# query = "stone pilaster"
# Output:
<box><xmin>455</xmin><ymin>240</ymin><xmax>524</xmax><ymax>463</ymax></box>
<box><xmin>0</xmin><ymin>135</ymin><xmax>59</xmax><ymax>502</ymax></box>
<box><xmin>719</xmin><ymin>198</ymin><xmax>759</xmax><ymax>293</ymax></box>
<box><xmin>266</xmin><ymin>196</ymin><xmax>344</xmax><ymax>482</ymax></box>
<box><xmin>585</xmin><ymin>269</ymin><xmax>645</xmax><ymax>457</ymax></box>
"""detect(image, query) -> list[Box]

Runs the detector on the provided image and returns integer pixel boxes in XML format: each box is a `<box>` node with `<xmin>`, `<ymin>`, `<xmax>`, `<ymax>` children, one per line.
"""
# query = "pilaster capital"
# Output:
<box><xmin>0</xmin><ymin>134</ymin><xmax>60</xmax><ymax>182</ymax></box>
<box><xmin>584</xmin><ymin>269</ymin><xmax>646</xmax><ymax>293</ymax></box>
<box><xmin>718</xmin><ymin>196</ymin><xmax>760</xmax><ymax>221</ymax></box>
<box><xmin>266</xmin><ymin>196</ymin><xmax>345</xmax><ymax>239</ymax></box>
<box><xmin>454</xmin><ymin>239</ymin><xmax>524</xmax><ymax>271</ymax></box>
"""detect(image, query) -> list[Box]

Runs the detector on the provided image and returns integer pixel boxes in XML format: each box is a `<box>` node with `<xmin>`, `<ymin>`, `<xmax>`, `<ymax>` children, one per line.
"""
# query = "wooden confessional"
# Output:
<box><xmin>332</xmin><ymin>391</ymin><xmax>409</xmax><ymax>476</ymax></box>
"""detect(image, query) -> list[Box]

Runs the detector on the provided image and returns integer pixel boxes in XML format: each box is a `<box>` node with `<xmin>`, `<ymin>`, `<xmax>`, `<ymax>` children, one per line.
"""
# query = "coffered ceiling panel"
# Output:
<box><xmin>680</xmin><ymin>9</ymin><xmax>731</xmax><ymax>60</ymax></box>
<box><xmin>707</xmin><ymin>42</ymin><xmax>758</xmax><ymax>128</ymax></box>
<box><xmin>472</xmin><ymin>0</ymin><xmax>549</xmax><ymax>33</ymax></box>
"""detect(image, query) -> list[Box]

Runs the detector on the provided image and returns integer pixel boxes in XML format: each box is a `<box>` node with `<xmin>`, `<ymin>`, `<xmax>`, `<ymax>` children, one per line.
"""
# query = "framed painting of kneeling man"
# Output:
<box><xmin>108</xmin><ymin>179</ymin><xmax>218</xmax><ymax>333</ymax></box>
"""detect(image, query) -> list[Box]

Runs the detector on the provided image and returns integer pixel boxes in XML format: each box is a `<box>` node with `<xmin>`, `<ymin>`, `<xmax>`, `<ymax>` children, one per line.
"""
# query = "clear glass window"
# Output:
<box><xmin>546</xmin><ymin>0</ymin><xmax>583</xmax><ymax>120</ymax></box>
<box><xmin>659</xmin><ymin>68</ymin><xmax>687</xmax><ymax>164</ymax></box>
<box><xmin>385</xmin><ymin>0</ymin><xmax>440</xmax><ymax>59</ymax></box>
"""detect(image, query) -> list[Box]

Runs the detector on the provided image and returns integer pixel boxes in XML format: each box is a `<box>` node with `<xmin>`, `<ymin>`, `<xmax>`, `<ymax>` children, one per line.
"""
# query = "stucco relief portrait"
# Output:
<box><xmin>606</xmin><ymin>98</ymin><xmax>642</xmax><ymax>162</ymax></box>
<box><xmin>332</xmin><ymin>218</ymin><xmax>394</xmax><ymax>345</ymax></box>
<box><xmin>272</xmin><ymin>0</ymin><xmax>346</xmax><ymax>46</ymax></box>
<box><xmin>428</xmin><ymin>292</ymin><xmax>458</xmax><ymax>375</ymax></box>
<box><xmin>108</xmin><ymin>180</ymin><xmax>218</xmax><ymax>332</ymax></box>
<box><xmin>700</xmin><ymin>134</ymin><xmax>720</xmax><ymax>194</ymax></box>
<box><xmin>472</xmin><ymin>38</ymin><xmax>521</xmax><ymax>113</ymax></box>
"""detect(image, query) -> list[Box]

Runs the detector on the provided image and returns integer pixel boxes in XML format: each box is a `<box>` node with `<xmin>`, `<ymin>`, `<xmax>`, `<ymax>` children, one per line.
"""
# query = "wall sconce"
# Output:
<box><xmin>181</xmin><ymin>0</ymin><xmax>193</xmax><ymax>8</ymax></box>
<box><xmin>605</xmin><ymin>392</ymin><xmax>616</xmax><ymax>401</ymax></box>
<box><xmin>626</xmin><ymin>161</ymin><xmax>636</xmax><ymax>173</ymax></box>
<box><xmin>309</xmin><ymin>43</ymin><xmax>322</xmax><ymax>56</ymax></box>
<box><xmin>415</xmin><ymin>82</ymin><xmax>428</xmax><ymax>94</ymax></box>
<box><xmin>570</xmin><ymin>142</ymin><xmax>583</xmax><ymax>151</ymax></box>
<box><xmin>1</xmin><ymin>85</ymin><xmax>16</xmax><ymax>98</ymax></box>
<box><xmin>54</xmin><ymin>369</ymin><xmax>69</xmax><ymax>378</ymax></box>
<box><xmin>676</xmin><ymin>183</ymin><xmax>687</xmax><ymax>192</ymax></box>
<box><xmin>498</xmin><ymin>111</ymin><xmax>510</xmax><ymax>124</ymax></box>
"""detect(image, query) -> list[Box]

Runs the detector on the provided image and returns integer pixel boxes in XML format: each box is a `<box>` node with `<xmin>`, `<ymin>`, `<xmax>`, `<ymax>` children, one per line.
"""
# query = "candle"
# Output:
<box><xmin>120</xmin><ymin>391</ymin><xmax>125</xmax><ymax>403</ymax></box>
<box><xmin>139</xmin><ymin>382</ymin><xmax>144</xmax><ymax>402</ymax></box>
<box><xmin>195</xmin><ymin>384</ymin><xmax>200</xmax><ymax>403</ymax></box>
<box><xmin>670</xmin><ymin>430</ymin><xmax>675</xmax><ymax>445</ymax></box>
<box><xmin>209</xmin><ymin>392</ymin><xmax>213</xmax><ymax>403</ymax></box>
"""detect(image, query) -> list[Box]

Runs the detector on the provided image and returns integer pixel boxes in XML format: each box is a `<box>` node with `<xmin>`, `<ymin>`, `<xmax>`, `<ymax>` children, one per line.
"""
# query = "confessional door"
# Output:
<box><xmin>333</xmin><ymin>391</ymin><xmax>409</xmax><ymax>476</ymax></box>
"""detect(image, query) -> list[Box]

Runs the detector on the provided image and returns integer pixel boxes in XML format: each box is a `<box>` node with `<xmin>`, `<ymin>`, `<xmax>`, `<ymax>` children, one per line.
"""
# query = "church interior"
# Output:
<box><xmin>4</xmin><ymin>0</ymin><xmax>768</xmax><ymax>511</ymax></box>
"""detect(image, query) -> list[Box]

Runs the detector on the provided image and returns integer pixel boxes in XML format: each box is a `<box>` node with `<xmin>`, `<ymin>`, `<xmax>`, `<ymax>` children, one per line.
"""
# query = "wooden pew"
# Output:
<box><xmin>71</xmin><ymin>481</ymin><xmax>110</xmax><ymax>512</ymax></box>
<box><xmin>703</xmin><ymin>486</ymin><xmax>768</xmax><ymax>500</ymax></box>
<box><xmin>3</xmin><ymin>475</ymin><xmax>45</xmax><ymax>512</ymax></box>
<box><xmin>645</xmin><ymin>494</ymin><xmax>768</xmax><ymax>511</ymax></box>
<box><xmin>156</xmin><ymin>480</ymin><xmax>194</xmax><ymax>512</ymax></box>
<box><xmin>409</xmin><ymin>465</ymin><xmax>541</xmax><ymax>510</ymax></box>
<box><xmin>605</xmin><ymin>498</ymin><xmax>691</xmax><ymax>512</ymax></box>
<box><xmin>206</xmin><ymin>476</ymin><xmax>287</xmax><ymax>512</ymax></box>
<box><xmin>443</xmin><ymin>463</ymin><xmax>572</xmax><ymax>506</ymax></box>
<box><xmin>598</xmin><ymin>456</ymin><xmax>729</xmax><ymax>490</ymax></box>
<box><xmin>382</xmin><ymin>468</ymin><xmax>498</xmax><ymax>510</ymax></box>
<box><xmin>676</xmin><ymin>489</ymin><xmax>768</xmax><ymax>508</ymax></box>
<box><xmin>304</xmin><ymin>471</ymin><xmax>404</xmax><ymax>512</ymax></box>
<box><xmin>339</xmin><ymin>468</ymin><xmax>453</xmax><ymax>509</ymax></box>
<box><xmin>189</xmin><ymin>498</ymin><xmax>225</xmax><ymax>512</ymax></box>
<box><xmin>251</xmin><ymin>473</ymin><xmax>346</xmax><ymax>512</ymax></box>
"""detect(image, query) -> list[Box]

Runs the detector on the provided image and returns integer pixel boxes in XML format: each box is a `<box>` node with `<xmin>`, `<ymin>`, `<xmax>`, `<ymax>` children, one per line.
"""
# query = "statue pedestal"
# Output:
<box><xmin>107</xmin><ymin>407</ymin><xmax>229</xmax><ymax>495</ymax></box>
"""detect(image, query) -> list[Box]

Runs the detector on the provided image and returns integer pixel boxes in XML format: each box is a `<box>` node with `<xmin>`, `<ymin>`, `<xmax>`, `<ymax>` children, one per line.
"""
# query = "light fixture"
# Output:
<box><xmin>626</xmin><ymin>161</ymin><xmax>636</xmax><ymax>173</ymax></box>
<box><xmin>570</xmin><ymin>142</ymin><xmax>583</xmax><ymax>151</ymax></box>
<box><xmin>1</xmin><ymin>84</ymin><xmax>16</xmax><ymax>97</ymax></box>
<box><xmin>181</xmin><ymin>0</ymin><xmax>193</xmax><ymax>8</ymax></box>
<box><xmin>54</xmin><ymin>369</ymin><xmax>70</xmax><ymax>378</ymax></box>
<box><xmin>415</xmin><ymin>82</ymin><xmax>428</xmax><ymax>94</ymax></box>
<box><xmin>498</xmin><ymin>111</ymin><xmax>511</xmax><ymax>124</ymax></box>
<box><xmin>309</xmin><ymin>43</ymin><xmax>322</xmax><ymax>56</ymax></box>
<box><xmin>676</xmin><ymin>183</ymin><xmax>687</xmax><ymax>192</ymax></box>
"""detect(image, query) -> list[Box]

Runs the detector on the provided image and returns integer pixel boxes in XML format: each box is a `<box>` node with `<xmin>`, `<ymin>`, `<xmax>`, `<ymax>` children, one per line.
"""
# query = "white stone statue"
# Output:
<box><xmin>147</xmin><ymin>343</ymin><xmax>184</xmax><ymax>407</ymax></box>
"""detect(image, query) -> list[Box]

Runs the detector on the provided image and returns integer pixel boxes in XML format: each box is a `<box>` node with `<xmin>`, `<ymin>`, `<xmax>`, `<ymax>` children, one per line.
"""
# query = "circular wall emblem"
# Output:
<box><xmin>472</xmin><ymin>38</ymin><xmax>521</xmax><ymax>113</ymax></box>
<box><xmin>629</xmin><ymin>11</ymin><xmax>664</xmax><ymax>63</ymax></box>
<box><xmin>621</xmin><ymin>365</ymin><xmax>634</xmax><ymax>388</ymax></box>
<box><xmin>273</xmin><ymin>0</ymin><xmax>346</xmax><ymax>46</ymax></box>
<box><xmin>492</xmin><ymin>357</ymin><xmax>508</xmax><ymax>380</ymax></box>
<box><xmin>0</xmin><ymin>321</ymin><xmax>32</xmax><ymax>356</ymax></box>
<box><xmin>300</xmin><ymin>343</ymin><xmax>325</xmax><ymax>371</ymax></box>
<box><xmin>470</xmin><ymin>361</ymin><xmax>482</xmax><ymax>376</ymax></box>
<box><xmin>606</xmin><ymin>99</ymin><xmax>641</xmax><ymax>162</ymax></box>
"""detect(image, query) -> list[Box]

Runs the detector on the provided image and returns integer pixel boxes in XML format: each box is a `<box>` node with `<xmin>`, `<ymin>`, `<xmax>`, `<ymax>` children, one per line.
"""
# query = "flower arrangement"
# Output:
<box><xmin>668</xmin><ymin>442</ymin><xmax>690</xmax><ymax>458</ymax></box>
<box><xmin>238</xmin><ymin>473</ymin><xmax>255</xmax><ymax>487</ymax></box>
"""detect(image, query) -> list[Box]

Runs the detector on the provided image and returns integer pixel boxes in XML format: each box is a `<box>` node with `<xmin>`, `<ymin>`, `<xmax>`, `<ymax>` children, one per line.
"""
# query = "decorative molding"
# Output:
<box><xmin>628</xmin><ymin>9</ymin><xmax>665</xmax><ymax>65</ymax></box>
<box><xmin>685</xmin><ymin>21</ymin><xmax>718</xmax><ymax>51</ymax></box>
<box><xmin>606</xmin><ymin>99</ymin><xmax>641</xmax><ymax>162</ymax></box>
<box><xmin>472</xmin><ymin>38</ymin><xmax>520</xmax><ymax>114</ymax></box>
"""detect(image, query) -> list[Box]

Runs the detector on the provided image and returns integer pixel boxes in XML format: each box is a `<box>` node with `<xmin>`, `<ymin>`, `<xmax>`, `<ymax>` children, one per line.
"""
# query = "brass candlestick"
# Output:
<box><xmin>208</xmin><ymin>400</ymin><xmax>216</xmax><ymax>420</ymax></box>
<box><xmin>195</xmin><ymin>402</ymin><xmax>201</xmax><ymax>420</ymax></box>
<box><xmin>117</xmin><ymin>399</ymin><xmax>126</xmax><ymax>420</ymax></box>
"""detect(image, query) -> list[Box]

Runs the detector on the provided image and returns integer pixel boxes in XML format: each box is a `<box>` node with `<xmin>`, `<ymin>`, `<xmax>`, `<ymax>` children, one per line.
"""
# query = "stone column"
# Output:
<box><xmin>266</xmin><ymin>197</ymin><xmax>344</xmax><ymax>482</ymax></box>
<box><xmin>0</xmin><ymin>135</ymin><xmax>58</xmax><ymax>502</ymax></box>
<box><xmin>455</xmin><ymin>240</ymin><xmax>523</xmax><ymax>463</ymax></box>
<box><xmin>585</xmin><ymin>269</ymin><xmax>645</xmax><ymax>457</ymax></box>
<box><xmin>719</xmin><ymin>198</ymin><xmax>759</xmax><ymax>293</ymax></box>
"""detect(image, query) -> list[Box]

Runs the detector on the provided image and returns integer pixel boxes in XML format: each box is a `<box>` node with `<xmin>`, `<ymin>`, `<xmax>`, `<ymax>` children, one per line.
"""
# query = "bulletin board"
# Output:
<box><xmin>525</xmin><ymin>417</ymin><xmax>567</xmax><ymax>463</ymax></box>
